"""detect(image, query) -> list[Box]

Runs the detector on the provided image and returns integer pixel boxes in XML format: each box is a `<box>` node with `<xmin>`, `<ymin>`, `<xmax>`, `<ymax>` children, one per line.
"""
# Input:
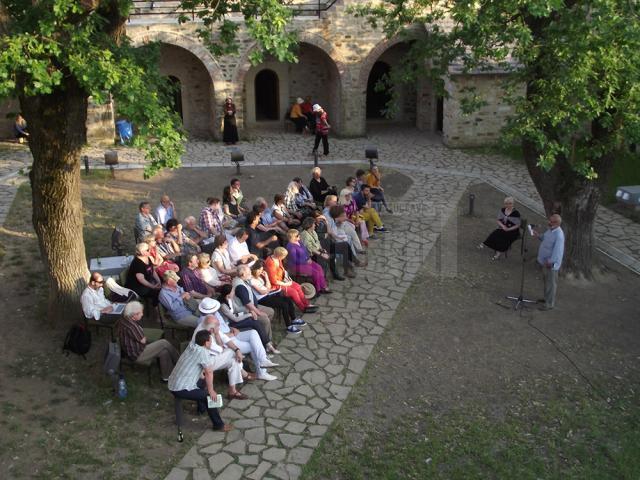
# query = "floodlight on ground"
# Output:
<box><xmin>230</xmin><ymin>148</ymin><xmax>244</xmax><ymax>175</ymax></box>
<box><xmin>365</xmin><ymin>146</ymin><xmax>378</xmax><ymax>168</ymax></box>
<box><xmin>615</xmin><ymin>186</ymin><xmax>640</xmax><ymax>208</ymax></box>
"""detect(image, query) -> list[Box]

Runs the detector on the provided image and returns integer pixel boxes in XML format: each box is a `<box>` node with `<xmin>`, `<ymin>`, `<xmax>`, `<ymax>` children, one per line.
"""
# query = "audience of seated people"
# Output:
<box><xmin>110</xmin><ymin>165</ymin><xmax>394</xmax><ymax>411</ymax></box>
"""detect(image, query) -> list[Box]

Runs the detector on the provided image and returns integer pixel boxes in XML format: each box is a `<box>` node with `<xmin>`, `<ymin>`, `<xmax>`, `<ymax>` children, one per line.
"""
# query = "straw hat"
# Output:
<box><xmin>300</xmin><ymin>283</ymin><xmax>316</xmax><ymax>299</ymax></box>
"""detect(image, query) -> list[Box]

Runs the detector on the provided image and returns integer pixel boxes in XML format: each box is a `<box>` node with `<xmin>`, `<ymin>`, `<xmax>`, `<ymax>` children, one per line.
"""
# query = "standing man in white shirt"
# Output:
<box><xmin>534</xmin><ymin>214</ymin><xmax>565</xmax><ymax>310</ymax></box>
<box><xmin>81</xmin><ymin>272</ymin><xmax>124</xmax><ymax>321</ymax></box>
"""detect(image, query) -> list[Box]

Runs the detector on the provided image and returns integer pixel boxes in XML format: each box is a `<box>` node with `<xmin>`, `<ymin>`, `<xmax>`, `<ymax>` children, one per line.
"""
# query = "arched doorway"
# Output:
<box><xmin>167</xmin><ymin>76</ymin><xmax>183</xmax><ymax>120</ymax></box>
<box><xmin>366</xmin><ymin>61</ymin><xmax>392</xmax><ymax>119</ymax></box>
<box><xmin>255</xmin><ymin>70</ymin><xmax>279</xmax><ymax>120</ymax></box>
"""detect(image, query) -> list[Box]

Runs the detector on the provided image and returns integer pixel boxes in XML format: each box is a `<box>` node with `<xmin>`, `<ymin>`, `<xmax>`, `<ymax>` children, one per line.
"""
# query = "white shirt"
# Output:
<box><xmin>228</xmin><ymin>237</ymin><xmax>250</xmax><ymax>264</ymax></box>
<box><xmin>199</xmin><ymin>266</ymin><xmax>223</xmax><ymax>287</ymax></box>
<box><xmin>192</xmin><ymin>316</ymin><xmax>232</xmax><ymax>355</ymax></box>
<box><xmin>80</xmin><ymin>286</ymin><xmax>113</xmax><ymax>320</ymax></box>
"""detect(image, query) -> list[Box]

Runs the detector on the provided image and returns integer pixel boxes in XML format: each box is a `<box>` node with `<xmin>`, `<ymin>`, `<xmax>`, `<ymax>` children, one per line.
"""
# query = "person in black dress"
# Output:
<box><xmin>222</xmin><ymin>98</ymin><xmax>239</xmax><ymax>145</ymax></box>
<box><xmin>479</xmin><ymin>197</ymin><xmax>521</xmax><ymax>260</ymax></box>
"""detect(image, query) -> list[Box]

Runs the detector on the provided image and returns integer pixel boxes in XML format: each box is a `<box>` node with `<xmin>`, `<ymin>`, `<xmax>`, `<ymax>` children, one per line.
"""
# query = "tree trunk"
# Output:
<box><xmin>20</xmin><ymin>78</ymin><xmax>90</xmax><ymax>324</ymax></box>
<box><xmin>522</xmin><ymin>139</ymin><xmax>614</xmax><ymax>280</ymax></box>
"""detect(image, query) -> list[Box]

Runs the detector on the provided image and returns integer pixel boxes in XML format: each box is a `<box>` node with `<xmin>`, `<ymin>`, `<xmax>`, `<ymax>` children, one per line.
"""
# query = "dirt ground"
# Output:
<box><xmin>0</xmin><ymin>163</ymin><xmax>410</xmax><ymax>479</ymax></box>
<box><xmin>303</xmin><ymin>182</ymin><xmax>640</xmax><ymax>479</ymax></box>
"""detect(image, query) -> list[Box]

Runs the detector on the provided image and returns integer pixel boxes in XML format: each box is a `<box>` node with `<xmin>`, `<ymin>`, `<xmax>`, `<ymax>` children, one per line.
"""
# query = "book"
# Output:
<box><xmin>207</xmin><ymin>394</ymin><xmax>223</xmax><ymax>409</ymax></box>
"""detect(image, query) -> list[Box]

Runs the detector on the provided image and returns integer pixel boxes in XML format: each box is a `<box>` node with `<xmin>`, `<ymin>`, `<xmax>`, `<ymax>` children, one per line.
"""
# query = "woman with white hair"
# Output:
<box><xmin>479</xmin><ymin>196</ymin><xmax>521</xmax><ymax>260</ymax></box>
<box><xmin>309</xmin><ymin>167</ymin><xmax>333</xmax><ymax>204</ymax></box>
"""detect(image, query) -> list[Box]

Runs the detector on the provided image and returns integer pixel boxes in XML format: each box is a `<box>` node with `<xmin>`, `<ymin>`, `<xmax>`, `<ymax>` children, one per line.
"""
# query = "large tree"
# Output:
<box><xmin>0</xmin><ymin>0</ymin><xmax>297</xmax><ymax>323</ymax></box>
<box><xmin>354</xmin><ymin>0</ymin><xmax>640</xmax><ymax>278</ymax></box>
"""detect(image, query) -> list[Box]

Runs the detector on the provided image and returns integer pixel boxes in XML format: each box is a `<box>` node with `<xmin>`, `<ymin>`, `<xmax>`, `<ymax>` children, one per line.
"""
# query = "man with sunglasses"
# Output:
<box><xmin>81</xmin><ymin>272</ymin><xmax>124</xmax><ymax>321</ymax></box>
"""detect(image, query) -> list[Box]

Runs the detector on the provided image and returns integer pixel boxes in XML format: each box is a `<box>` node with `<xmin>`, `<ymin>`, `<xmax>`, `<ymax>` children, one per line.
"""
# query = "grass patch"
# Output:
<box><xmin>303</xmin><ymin>380</ymin><xmax>640</xmax><ymax>480</ymax></box>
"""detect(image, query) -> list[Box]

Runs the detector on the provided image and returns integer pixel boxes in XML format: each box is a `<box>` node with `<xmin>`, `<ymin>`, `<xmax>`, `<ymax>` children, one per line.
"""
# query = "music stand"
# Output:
<box><xmin>506</xmin><ymin>218</ymin><xmax>537</xmax><ymax>310</ymax></box>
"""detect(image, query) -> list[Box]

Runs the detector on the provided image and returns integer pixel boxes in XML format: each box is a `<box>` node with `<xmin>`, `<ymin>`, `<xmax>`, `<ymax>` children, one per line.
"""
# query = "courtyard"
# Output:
<box><xmin>0</xmin><ymin>129</ymin><xmax>639</xmax><ymax>479</ymax></box>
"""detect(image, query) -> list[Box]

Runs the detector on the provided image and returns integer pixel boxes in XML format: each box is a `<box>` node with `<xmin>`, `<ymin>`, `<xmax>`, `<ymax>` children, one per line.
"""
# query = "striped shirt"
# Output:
<box><xmin>167</xmin><ymin>343</ymin><xmax>214</xmax><ymax>392</ymax></box>
<box><xmin>117</xmin><ymin>319</ymin><xmax>145</xmax><ymax>361</ymax></box>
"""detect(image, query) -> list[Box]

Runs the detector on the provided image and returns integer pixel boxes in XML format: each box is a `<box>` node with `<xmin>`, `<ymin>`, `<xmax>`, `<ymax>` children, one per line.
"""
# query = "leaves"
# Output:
<box><xmin>352</xmin><ymin>0</ymin><xmax>640</xmax><ymax>175</ymax></box>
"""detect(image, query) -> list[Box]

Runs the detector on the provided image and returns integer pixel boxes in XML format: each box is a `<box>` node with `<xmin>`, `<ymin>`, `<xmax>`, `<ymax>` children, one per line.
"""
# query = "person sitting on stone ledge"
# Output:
<box><xmin>155</xmin><ymin>194</ymin><xmax>177</xmax><ymax>226</ymax></box>
<box><xmin>168</xmin><ymin>329</ymin><xmax>232</xmax><ymax>432</ymax></box>
<box><xmin>191</xmin><ymin>314</ymin><xmax>248</xmax><ymax>400</ymax></box>
<box><xmin>13</xmin><ymin>114</ymin><xmax>29</xmax><ymax>142</ymax></box>
<box><xmin>81</xmin><ymin>272</ymin><xmax>124</xmax><ymax>321</ymax></box>
<box><xmin>272</xmin><ymin>193</ymin><xmax>301</xmax><ymax>228</ymax></box>
<box><xmin>289</xmin><ymin>97</ymin><xmax>308</xmax><ymax>133</ymax></box>
<box><xmin>134</xmin><ymin>201</ymin><xmax>159</xmax><ymax>243</ymax></box>
<box><xmin>197</xmin><ymin>299</ymin><xmax>278</xmax><ymax>381</ymax></box>
<box><xmin>158</xmin><ymin>270</ymin><xmax>201</xmax><ymax>328</ymax></box>
<box><xmin>228</xmin><ymin>228</ymin><xmax>259</xmax><ymax>267</ymax></box>
<box><xmin>119</xmin><ymin>301</ymin><xmax>179</xmax><ymax>382</ymax></box>
<box><xmin>166</xmin><ymin>218</ymin><xmax>201</xmax><ymax>258</ymax></box>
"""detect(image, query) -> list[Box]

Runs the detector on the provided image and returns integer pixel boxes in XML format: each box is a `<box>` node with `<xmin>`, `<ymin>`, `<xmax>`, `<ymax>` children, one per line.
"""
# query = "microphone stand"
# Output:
<box><xmin>506</xmin><ymin>218</ymin><xmax>537</xmax><ymax>310</ymax></box>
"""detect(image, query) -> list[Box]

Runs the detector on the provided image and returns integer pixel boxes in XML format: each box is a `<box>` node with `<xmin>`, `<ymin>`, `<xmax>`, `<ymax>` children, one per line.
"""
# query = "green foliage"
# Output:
<box><xmin>178</xmin><ymin>0</ymin><xmax>298</xmax><ymax>64</ymax></box>
<box><xmin>0</xmin><ymin>0</ymin><xmax>299</xmax><ymax>178</ymax></box>
<box><xmin>350</xmin><ymin>0</ymin><xmax>640</xmax><ymax>177</ymax></box>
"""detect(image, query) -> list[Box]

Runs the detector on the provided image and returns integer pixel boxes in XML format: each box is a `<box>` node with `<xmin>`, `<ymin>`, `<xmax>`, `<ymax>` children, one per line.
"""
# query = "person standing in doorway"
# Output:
<box><xmin>533</xmin><ymin>214</ymin><xmax>565</xmax><ymax>310</ymax></box>
<box><xmin>223</xmin><ymin>98</ymin><xmax>239</xmax><ymax>145</ymax></box>
<box><xmin>312</xmin><ymin>104</ymin><xmax>330</xmax><ymax>156</ymax></box>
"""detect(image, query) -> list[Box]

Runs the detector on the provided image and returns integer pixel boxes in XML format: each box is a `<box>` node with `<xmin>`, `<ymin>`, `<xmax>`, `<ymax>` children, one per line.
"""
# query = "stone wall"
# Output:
<box><xmin>159</xmin><ymin>43</ymin><xmax>216</xmax><ymax>139</ymax></box>
<box><xmin>0</xmin><ymin>1</ymin><xmax>514</xmax><ymax>147</ymax></box>
<box><xmin>442</xmin><ymin>74</ymin><xmax>517</xmax><ymax>147</ymax></box>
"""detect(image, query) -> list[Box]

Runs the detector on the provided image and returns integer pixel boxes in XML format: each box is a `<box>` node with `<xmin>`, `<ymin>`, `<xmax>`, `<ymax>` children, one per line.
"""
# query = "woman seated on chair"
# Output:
<box><xmin>264</xmin><ymin>247</ymin><xmax>318</xmax><ymax>313</ymax></box>
<box><xmin>479</xmin><ymin>196</ymin><xmax>521</xmax><ymax>260</ymax></box>
<box><xmin>125</xmin><ymin>242</ymin><xmax>162</xmax><ymax>304</ymax></box>
<box><xmin>196</xmin><ymin>252</ymin><xmax>231</xmax><ymax>290</ymax></box>
<box><xmin>285</xmin><ymin>229</ymin><xmax>330</xmax><ymax>295</ymax></box>
<box><xmin>211</xmin><ymin>234</ymin><xmax>238</xmax><ymax>277</ymax></box>
<box><xmin>249</xmin><ymin>260</ymin><xmax>306</xmax><ymax>335</ymax></box>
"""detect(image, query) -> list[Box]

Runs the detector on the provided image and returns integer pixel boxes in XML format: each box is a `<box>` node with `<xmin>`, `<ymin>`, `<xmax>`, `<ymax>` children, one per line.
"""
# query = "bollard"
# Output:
<box><xmin>82</xmin><ymin>155</ymin><xmax>89</xmax><ymax>175</ymax></box>
<box><xmin>468</xmin><ymin>193</ymin><xmax>475</xmax><ymax>216</ymax></box>
<box><xmin>313</xmin><ymin>150</ymin><xmax>319</xmax><ymax>168</ymax></box>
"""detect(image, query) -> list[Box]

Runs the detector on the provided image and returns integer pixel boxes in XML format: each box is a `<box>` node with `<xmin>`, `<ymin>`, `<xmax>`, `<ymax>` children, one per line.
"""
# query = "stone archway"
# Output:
<box><xmin>358</xmin><ymin>32</ymin><xmax>438</xmax><ymax>134</ymax></box>
<box><xmin>128</xmin><ymin>28</ymin><xmax>228</xmax><ymax>139</ymax></box>
<box><xmin>235</xmin><ymin>34</ymin><xmax>345</xmax><ymax>132</ymax></box>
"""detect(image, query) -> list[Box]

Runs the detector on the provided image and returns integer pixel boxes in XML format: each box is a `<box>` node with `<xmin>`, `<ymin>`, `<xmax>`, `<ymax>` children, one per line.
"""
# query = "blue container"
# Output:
<box><xmin>115</xmin><ymin>120</ymin><xmax>133</xmax><ymax>144</ymax></box>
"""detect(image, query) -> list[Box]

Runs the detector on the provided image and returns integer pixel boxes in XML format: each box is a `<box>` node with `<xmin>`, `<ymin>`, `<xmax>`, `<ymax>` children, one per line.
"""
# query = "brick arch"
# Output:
<box><xmin>234</xmin><ymin>34</ymin><xmax>346</xmax><ymax>89</ymax></box>
<box><xmin>128</xmin><ymin>29</ymin><xmax>227</xmax><ymax>95</ymax></box>
<box><xmin>357</xmin><ymin>35</ymin><xmax>418</xmax><ymax>91</ymax></box>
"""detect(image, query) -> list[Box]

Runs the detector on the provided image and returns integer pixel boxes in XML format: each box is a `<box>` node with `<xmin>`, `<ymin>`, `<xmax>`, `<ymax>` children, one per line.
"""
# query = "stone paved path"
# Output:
<box><xmin>1</xmin><ymin>128</ymin><xmax>639</xmax><ymax>479</ymax></box>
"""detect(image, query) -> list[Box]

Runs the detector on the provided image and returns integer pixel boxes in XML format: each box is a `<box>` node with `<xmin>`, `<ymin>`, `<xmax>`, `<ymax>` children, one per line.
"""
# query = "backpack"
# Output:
<box><xmin>63</xmin><ymin>323</ymin><xmax>92</xmax><ymax>358</ymax></box>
